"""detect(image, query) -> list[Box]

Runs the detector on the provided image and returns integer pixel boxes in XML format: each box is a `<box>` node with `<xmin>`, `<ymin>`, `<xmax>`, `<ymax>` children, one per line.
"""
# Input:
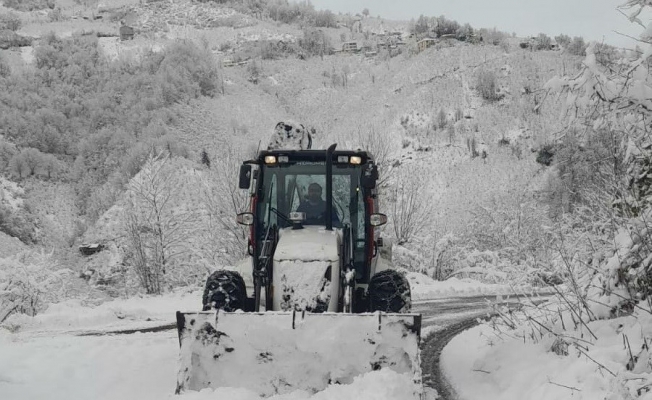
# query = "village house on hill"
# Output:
<box><xmin>119</xmin><ymin>24</ymin><xmax>134</xmax><ymax>41</ymax></box>
<box><xmin>342</xmin><ymin>41</ymin><xmax>358</xmax><ymax>53</ymax></box>
<box><xmin>417</xmin><ymin>38</ymin><xmax>436</xmax><ymax>52</ymax></box>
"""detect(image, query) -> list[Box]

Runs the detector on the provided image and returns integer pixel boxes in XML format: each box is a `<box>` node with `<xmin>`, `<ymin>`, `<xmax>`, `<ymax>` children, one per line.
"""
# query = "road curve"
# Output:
<box><xmin>416</xmin><ymin>295</ymin><xmax>495</xmax><ymax>399</ymax></box>
<box><xmin>416</xmin><ymin>293</ymin><xmax>551</xmax><ymax>399</ymax></box>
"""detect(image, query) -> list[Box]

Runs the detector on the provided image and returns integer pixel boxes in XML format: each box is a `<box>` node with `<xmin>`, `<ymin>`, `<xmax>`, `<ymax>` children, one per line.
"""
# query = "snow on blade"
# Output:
<box><xmin>175</xmin><ymin>311</ymin><xmax>422</xmax><ymax>398</ymax></box>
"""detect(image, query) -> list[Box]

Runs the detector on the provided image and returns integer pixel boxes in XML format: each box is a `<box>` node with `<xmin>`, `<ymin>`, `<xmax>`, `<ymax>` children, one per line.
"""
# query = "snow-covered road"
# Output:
<box><xmin>0</xmin><ymin>276</ymin><xmax>550</xmax><ymax>400</ymax></box>
<box><xmin>0</xmin><ymin>330</ymin><xmax>179</xmax><ymax>400</ymax></box>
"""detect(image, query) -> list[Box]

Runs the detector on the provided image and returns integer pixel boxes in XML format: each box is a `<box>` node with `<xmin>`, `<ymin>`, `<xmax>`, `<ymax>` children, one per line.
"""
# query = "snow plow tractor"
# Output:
<box><xmin>176</xmin><ymin>124</ymin><xmax>422</xmax><ymax>397</ymax></box>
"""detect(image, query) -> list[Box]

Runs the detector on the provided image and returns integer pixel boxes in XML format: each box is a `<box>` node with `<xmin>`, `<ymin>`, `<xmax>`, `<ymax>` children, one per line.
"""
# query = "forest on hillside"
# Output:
<box><xmin>0</xmin><ymin>35</ymin><xmax>220</xmax><ymax>234</ymax></box>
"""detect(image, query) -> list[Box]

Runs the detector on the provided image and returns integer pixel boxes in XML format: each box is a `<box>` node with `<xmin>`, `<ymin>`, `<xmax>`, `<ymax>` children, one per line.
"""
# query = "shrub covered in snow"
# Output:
<box><xmin>0</xmin><ymin>252</ymin><xmax>72</xmax><ymax>323</ymax></box>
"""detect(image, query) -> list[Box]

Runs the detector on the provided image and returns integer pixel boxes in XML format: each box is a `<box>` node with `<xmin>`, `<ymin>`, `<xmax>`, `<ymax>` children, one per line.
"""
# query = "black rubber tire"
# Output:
<box><xmin>368</xmin><ymin>269</ymin><xmax>411</xmax><ymax>313</ymax></box>
<box><xmin>202</xmin><ymin>270</ymin><xmax>247</xmax><ymax>312</ymax></box>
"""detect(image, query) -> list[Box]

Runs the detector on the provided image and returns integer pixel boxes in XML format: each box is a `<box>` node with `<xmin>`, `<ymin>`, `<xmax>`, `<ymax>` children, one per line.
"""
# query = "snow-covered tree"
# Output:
<box><xmin>545</xmin><ymin>0</ymin><xmax>652</xmax><ymax>317</ymax></box>
<box><xmin>123</xmin><ymin>155</ymin><xmax>200</xmax><ymax>294</ymax></box>
<box><xmin>390</xmin><ymin>166</ymin><xmax>432</xmax><ymax>245</ymax></box>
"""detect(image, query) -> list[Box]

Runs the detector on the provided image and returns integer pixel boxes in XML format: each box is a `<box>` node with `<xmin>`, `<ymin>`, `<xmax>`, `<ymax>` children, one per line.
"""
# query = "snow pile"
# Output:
<box><xmin>267</xmin><ymin>121</ymin><xmax>313</xmax><ymax>150</ymax></box>
<box><xmin>408</xmin><ymin>272</ymin><xmax>537</xmax><ymax>300</ymax></box>
<box><xmin>180</xmin><ymin>368</ymin><xmax>417</xmax><ymax>400</ymax></box>
<box><xmin>3</xmin><ymin>288</ymin><xmax>201</xmax><ymax>333</ymax></box>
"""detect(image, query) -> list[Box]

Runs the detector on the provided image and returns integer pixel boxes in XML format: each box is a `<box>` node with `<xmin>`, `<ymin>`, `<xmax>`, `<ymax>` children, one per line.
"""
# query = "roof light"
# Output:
<box><xmin>264</xmin><ymin>156</ymin><xmax>277</xmax><ymax>164</ymax></box>
<box><xmin>278</xmin><ymin>155</ymin><xmax>289</xmax><ymax>163</ymax></box>
<box><xmin>337</xmin><ymin>156</ymin><xmax>349</xmax><ymax>163</ymax></box>
<box><xmin>350</xmin><ymin>156</ymin><xmax>362</xmax><ymax>165</ymax></box>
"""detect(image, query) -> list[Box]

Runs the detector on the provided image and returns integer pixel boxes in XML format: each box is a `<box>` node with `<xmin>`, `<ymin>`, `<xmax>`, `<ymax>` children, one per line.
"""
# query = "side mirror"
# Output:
<box><xmin>239</xmin><ymin>165</ymin><xmax>252</xmax><ymax>189</ymax></box>
<box><xmin>236</xmin><ymin>212</ymin><xmax>254</xmax><ymax>226</ymax></box>
<box><xmin>361</xmin><ymin>164</ymin><xmax>378</xmax><ymax>189</ymax></box>
<box><xmin>369</xmin><ymin>213</ymin><xmax>387</xmax><ymax>227</ymax></box>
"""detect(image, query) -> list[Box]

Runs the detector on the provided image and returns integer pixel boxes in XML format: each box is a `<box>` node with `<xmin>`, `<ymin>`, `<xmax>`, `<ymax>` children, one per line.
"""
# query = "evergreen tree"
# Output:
<box><xmin>201</xmin><ymin>149</ymin><xmax>211</xmax><ymax>168</ymax></box>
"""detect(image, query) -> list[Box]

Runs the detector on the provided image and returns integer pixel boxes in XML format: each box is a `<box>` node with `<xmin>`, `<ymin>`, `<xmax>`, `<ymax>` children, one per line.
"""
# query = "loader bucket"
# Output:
<box><xmin>175</xmin><ymin>310</ymin><xmax>422</xmax><ymax>397</ymax></box>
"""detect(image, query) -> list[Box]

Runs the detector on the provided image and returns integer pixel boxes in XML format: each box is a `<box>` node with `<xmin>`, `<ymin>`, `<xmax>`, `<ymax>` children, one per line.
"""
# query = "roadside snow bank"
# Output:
<box><xmin>443</xmin><ymin>310</ymin><xmax>652</xmax><ymax>400</ymax></box>
<box><xmin>3</xmin><ymin>288</ymin><xmax>202</xmax><ymax>332</ymax></box>
<box><xmin>408</xmin><ymin>273</ymin><xmax>537</xmax><ymax>300</ymax></box>
<box><xmin>1</xmin><ymin>271</ymin><xmax>546</xmax><ymax>335</ymax></box>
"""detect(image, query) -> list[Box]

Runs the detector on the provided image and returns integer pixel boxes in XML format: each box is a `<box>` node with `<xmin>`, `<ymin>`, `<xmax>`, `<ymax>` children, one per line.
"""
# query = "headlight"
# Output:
<box><xmin>350</xmin><ymin>156</ymin><xmax>362</xmax><ymax>165</ymax></box>
<box><xmin>264</xmin><ymin>156</ymin><xmax>277</xmax><ymax>164</ymax></box>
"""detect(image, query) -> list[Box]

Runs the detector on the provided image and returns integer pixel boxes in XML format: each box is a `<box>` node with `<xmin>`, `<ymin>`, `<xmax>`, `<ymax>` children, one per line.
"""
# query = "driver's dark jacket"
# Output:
<box><xmin>296</xmin><ymin>200</ymin><xmax>340</xmax><ymax>226</ymax></box>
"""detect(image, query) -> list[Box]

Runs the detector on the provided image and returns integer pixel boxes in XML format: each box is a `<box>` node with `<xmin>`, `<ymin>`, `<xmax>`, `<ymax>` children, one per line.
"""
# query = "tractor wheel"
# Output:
<box><xmin>202</xmin><ymin>270</ymin><xmax>247</xmax><ymax>312</ymax></box>
<box><xmin>368</xmin><ymin>270</ymin><xmax>411</xmax><ymax>313</ymax></box>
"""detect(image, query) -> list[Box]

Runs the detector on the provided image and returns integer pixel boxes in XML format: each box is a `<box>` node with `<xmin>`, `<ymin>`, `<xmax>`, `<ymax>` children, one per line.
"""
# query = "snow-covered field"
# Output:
<box><xmin>0</xmin><ymin>274</ymin><xmax>631</xmax><ymax>400</ymax></box>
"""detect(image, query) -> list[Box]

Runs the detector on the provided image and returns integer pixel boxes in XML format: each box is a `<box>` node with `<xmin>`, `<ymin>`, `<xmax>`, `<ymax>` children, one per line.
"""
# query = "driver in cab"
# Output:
<box><xmin>297</xmin><ymin>183</ymin><xmax>341</xmax><ymax>227</ymax></box>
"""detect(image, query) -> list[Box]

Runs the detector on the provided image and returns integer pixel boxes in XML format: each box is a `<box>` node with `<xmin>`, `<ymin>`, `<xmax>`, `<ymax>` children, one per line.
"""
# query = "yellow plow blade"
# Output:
<box><xmin>175</xmin><ymin>310</ymin><xmax>422</xmax><ymax>397</ymax></box>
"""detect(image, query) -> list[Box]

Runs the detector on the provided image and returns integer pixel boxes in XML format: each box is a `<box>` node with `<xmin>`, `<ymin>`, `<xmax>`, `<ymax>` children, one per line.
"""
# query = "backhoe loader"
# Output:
<box><xmin>176</xmin><ymin>123</ymin><xmax>422</xmax><ymax>397</ymax></box>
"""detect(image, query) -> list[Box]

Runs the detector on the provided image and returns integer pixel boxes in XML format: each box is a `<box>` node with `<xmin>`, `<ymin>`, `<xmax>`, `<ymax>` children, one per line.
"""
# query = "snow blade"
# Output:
<box><xmin>175</xmin><ymin>310</ymin><xmax>422</xmax><ymax>398</ymax></box>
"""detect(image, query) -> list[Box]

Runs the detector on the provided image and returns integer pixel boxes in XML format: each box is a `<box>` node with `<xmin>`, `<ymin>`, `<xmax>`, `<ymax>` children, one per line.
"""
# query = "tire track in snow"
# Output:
<box><xmin>421</xmin><ymin>317</ymin><xmax>482</xmax><ymax>400</ymax></box>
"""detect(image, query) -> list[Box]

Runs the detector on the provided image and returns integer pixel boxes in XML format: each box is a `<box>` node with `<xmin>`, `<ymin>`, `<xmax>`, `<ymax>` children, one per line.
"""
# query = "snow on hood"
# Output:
<box><xmin>273</xmin><ymin>260</ymin><xmax>331</xmax><ymax>311</ymax></box>
<box><xmin>274</xmin><ymin>226</ymin><xmax>339</xmax><ymax>262</ymax></box>
<box><xmin>271</xmin><ymin>227</ymin><xmax>340</xmax><ymax>311</ymax></box>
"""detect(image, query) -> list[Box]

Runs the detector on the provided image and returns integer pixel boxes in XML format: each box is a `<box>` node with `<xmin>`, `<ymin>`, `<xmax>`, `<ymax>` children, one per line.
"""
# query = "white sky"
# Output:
<box><xmin>309</xmin><ymin>0</ymin><xmax>651</xmax><ymax>48</ymax></box>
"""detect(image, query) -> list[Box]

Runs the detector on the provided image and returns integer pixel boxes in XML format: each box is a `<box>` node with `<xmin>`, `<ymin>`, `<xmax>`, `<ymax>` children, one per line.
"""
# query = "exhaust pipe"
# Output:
<box><xmin>325</xmin><ymin>144</ymin><xmax>336</xmax><ymax>231</ymax></box>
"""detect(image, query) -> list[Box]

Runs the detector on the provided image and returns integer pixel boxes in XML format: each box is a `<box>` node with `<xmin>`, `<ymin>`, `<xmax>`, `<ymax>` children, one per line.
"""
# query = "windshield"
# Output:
<box><xmin>256</xmin><ymin>162</ymin><xmax>366</xmax><ymax>241</ymax></box>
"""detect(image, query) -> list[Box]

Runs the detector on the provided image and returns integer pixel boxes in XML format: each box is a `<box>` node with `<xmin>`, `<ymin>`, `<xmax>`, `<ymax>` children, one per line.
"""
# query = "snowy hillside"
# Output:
<box><xmin>2</xmin><ymin>0</ymin><xmax>652</xmax><ymax>399</ymax></box>
<box><xmin>0</xmin><ymin>0</ymin><xmax>573</xmax><ymax>295</ymax></box>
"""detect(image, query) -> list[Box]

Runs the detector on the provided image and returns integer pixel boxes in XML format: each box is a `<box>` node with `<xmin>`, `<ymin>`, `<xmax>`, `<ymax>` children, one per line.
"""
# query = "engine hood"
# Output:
<box><xmin>273</xmin><ymin>226</ymin><xmax>339</xmax><ymax>263</ymax></box>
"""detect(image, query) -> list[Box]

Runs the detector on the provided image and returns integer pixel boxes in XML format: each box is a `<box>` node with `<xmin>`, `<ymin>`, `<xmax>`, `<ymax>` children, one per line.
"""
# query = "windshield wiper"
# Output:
<box><xmin>270</xmin><ymin>207</ymin><xmax>291</xmax><ymax>224</ymax></box>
